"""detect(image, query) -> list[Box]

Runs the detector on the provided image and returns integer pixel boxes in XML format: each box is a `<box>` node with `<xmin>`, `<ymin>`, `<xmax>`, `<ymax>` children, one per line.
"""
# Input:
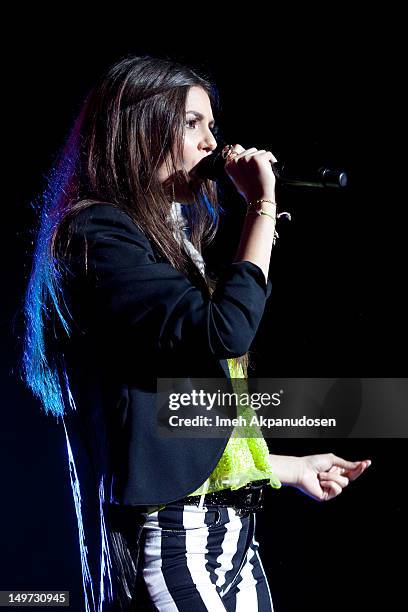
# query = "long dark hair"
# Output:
<box><xmin>21</xmin><ymin>54</ymin><xmax>249</xmax><ymax>418</ymax></box>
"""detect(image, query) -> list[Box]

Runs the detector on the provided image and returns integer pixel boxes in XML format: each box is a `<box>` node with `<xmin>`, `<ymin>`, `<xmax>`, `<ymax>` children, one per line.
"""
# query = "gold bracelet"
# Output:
<box><xmin>246</xmin><ymin>209</ymin><xmax>277</xmax><ymax>222</ymax></box>
<box><xmin>259</xmin><ymin>210</ymin><xmax>277</xmax><ymax>221</ymax></box>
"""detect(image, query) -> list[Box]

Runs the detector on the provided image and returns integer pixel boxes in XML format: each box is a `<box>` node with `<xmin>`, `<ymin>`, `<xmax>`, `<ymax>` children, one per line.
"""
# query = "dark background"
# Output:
<box><xmin>1</xmin><ymin>11</ymin><xmax>405</xmax><ymax>612</ymax></box>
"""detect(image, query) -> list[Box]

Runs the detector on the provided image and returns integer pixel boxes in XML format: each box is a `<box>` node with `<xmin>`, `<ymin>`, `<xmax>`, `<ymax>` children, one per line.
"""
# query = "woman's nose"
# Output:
<box><xmin>199</xmin><ymin>130</ymin><xmax>217</xmax><ymax>153</ymax></box>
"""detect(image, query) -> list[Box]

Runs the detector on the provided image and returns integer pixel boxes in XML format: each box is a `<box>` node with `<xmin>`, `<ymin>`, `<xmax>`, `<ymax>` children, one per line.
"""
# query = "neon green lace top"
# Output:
<box><xmin>188</xmin><ymin>359</ymin><xmax>281</xmax><ymax>496</ymax></box>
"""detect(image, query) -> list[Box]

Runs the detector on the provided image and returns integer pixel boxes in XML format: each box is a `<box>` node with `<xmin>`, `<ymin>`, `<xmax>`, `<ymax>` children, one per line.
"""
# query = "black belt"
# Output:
<box><xmin>176</xmin><ymin>479</ymin><xmax>269</xmax><ymax>517</ymax></box>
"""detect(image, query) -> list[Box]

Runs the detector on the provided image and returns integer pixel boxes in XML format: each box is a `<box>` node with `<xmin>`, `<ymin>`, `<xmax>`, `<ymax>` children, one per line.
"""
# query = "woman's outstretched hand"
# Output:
<box><xmin>294</xmin><ymin>453</ymin><xmax>372</xmax><ymax>502</ymax></box>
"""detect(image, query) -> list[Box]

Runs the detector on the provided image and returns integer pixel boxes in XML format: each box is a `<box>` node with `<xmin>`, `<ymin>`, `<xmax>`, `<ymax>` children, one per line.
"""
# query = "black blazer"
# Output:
<box><xmin>59</xmin><ymin>202</ymin><xmax>272</xmax><ymax>506</ymax></box>
<box><xmin>55</xmin><ymin>202</ymin><xmax>273</xmax><ymax>609</ymax></box>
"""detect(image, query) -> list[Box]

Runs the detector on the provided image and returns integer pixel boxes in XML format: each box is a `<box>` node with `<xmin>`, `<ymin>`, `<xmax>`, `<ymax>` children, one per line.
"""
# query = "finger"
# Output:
<box><xmin>346</xmin><ymin>461</ymin><xmax>372</xmax><ymax>482</ymax></box>
<box><xmin>319</xmin><ymin>471</ymin><xmax>349</xmax><ymax>488</ymax></box>
<box><xmin>222</xmin><ymin>144</ymin><xmax>245</xmax><ymax>161</ymax></box>
<box><xmin>328</xmin><ymin>465</ymin><xmax>343</xmax><ymax>474</ymax></box>
<box><xmin>256</xmin><ymin>150</ymin><xmax>277</xmax><ymax>163</ymax></box>
<box><xmin>268</xmin><ymin>151</ymin><xmax>278</xmax><ymax>163</ymax></box>
<box><xmin>225</xmin><ymin>147</ymin><xmax>278</xmax><ymax>168</ymax></box>
<box><xmin>238</xmin><ymin>148</ymin><xmax>262</xmax><ymax>160</ymax></box>
<box><xmin>243</xmin><ymin>149</ymin><xmax>277</xmax><ymax>163</ymax></box>
<box><xmin>329</xmin><ymin>465</ymin><xmax>357</xmax><ymax>475</ymax></box>
<box><xmin>320</xmin><ymin>480</ymin><xmax>342</xmax><ymax>500</ymax></box>
<box><xmin>227</xmin><ymin>146</ymin><xmax>256</xmax><ymax>159</ymax></box>
<box><xmin>229</xmin><ymin>144</ymin><xmax>246</xmax><ymax>154</ymax></box>
<box><xmin>240</xmin><ymin>150</ymin><xmax>276</xmax><ymax>163</ymax></box>
<box><xmin>330</xmin><ymin>454</ymin><xmax>363</xmax><ymax>471</ymax></box>
<box><xmin>225</xmin><ymin>148</ymin><xmax>258</xmax><ymax>164</ymax></box>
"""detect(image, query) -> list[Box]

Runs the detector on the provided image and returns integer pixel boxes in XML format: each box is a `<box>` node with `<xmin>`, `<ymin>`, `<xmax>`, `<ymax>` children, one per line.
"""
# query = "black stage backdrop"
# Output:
<box><xmin>1</xmin><ymin>13</ymin><xmax>405</xmax><ymax>612</ymax></box>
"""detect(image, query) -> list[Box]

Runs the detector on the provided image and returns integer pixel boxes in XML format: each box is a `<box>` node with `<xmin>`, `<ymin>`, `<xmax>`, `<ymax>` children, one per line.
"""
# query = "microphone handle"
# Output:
<box><xmin>272</xmin><ymin>162</ymin><xmax>347</xmax><ymax>189</ymax></box>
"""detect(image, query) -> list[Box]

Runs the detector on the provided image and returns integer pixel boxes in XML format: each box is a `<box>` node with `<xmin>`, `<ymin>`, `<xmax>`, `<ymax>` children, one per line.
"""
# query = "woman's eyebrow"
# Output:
<box><xmin>186</xmin><ymin>110</ymin><xmax>215</xmax><ymax>126</ymax></box>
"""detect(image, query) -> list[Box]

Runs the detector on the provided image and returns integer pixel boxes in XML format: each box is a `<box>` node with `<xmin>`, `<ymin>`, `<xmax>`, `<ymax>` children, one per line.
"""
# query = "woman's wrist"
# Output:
<box><xmin>244</xmin><ymin>194</ymin><xmax>277</xmax><ymax>207</ymax></box>
<box><xmin>268</xmin><ymin>454</ymin><xmax>302</xmax><ymax>486</ymax></box>
<box><xmin>245</xmin><ymin>197</ymin><xmax>278</xmax><ymax>221</ymax></box>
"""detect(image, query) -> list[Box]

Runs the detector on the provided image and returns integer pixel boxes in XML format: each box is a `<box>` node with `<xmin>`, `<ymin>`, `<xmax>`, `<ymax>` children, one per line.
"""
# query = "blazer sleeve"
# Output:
<box><xmin>62</xmin><ymin>203</ymin><xmax>273</xmax><ymax>360</ymax></box>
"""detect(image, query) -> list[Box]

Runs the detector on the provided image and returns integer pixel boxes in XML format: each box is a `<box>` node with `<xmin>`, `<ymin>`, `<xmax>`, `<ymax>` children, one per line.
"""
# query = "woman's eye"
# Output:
<box><xmin>186</xmin><ymin>119</ymin><xmax>197</xmax><ymax>128</ymax></box>
<box><xmin>185</xmin><ymin>118</ymin><xmax>218</xmax><ymax>135</ymax></box>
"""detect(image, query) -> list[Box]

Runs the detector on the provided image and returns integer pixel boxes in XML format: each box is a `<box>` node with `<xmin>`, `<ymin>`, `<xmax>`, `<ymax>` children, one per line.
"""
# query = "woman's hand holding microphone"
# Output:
<box><xmin>222</xmin><ymin>144</ymin><xmax>278</xmax><ymax>206</ymax></box>
<box><xmin>224</xmin><ymin>144</ymin><xmax>280</xmax><ymax>282</ymax></box>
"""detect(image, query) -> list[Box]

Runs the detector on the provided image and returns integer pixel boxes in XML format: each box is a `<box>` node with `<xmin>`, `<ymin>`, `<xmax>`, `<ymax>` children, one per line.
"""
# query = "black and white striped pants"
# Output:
<box><xmin>137</xmin><ymin>502</ymin><xmax>274</xmax><ymax>611</ymax></box>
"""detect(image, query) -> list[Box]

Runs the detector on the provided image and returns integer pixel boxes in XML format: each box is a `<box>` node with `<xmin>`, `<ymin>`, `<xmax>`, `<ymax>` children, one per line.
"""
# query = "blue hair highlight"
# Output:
<box><xmin>21</xmin><ymin>108</ymin><xmax>85</xmax><ymax>418</ymax></box>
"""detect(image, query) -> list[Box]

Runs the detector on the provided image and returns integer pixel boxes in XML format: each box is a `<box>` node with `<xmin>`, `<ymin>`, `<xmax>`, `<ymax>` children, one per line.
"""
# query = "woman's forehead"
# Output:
<box><xmin>186</xmin><ymin>87</ymin><xmax>214</xmax><ymax>121</ymax></box>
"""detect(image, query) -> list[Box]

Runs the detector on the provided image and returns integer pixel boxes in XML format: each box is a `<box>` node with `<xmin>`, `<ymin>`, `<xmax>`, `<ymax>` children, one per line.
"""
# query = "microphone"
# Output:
<box><xmin>191</xmin><ymin>146</ymin><xmax>348</xmax><ymax>189</ymax></box>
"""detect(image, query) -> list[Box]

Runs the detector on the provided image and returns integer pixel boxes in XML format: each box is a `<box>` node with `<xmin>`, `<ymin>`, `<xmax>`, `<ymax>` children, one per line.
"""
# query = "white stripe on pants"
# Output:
<box><xmin>138</xmin><ymin>502</ymin><xmax>274</xmax><ymax>611</ymax></box>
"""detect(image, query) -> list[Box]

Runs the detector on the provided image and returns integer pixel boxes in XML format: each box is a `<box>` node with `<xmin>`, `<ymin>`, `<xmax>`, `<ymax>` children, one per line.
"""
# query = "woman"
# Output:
<box><xmin>21</xmin><ymin>55</ymin><xmax>371</xmax><ymax>611</ymax></box>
